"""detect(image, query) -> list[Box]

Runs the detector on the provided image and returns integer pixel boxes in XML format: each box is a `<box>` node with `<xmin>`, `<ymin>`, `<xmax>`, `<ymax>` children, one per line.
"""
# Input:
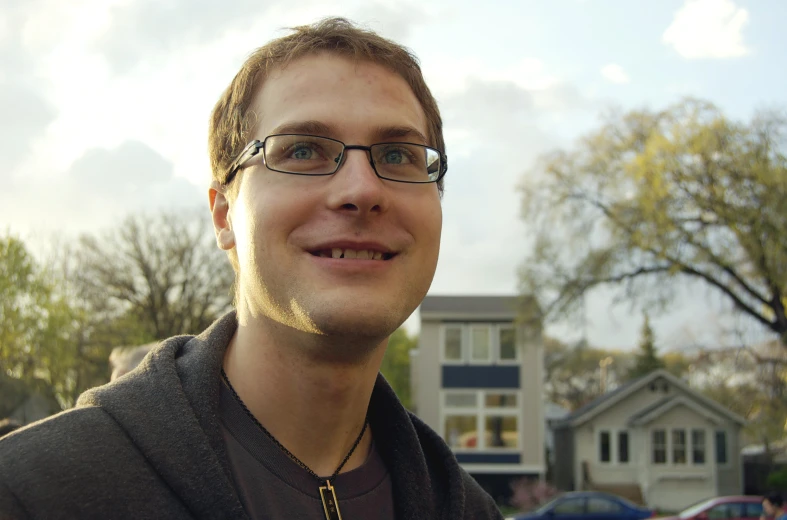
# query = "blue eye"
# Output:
<box><xmin>292</xmin><ymin>146</ymin><xmax>314</xmax><ymax>160</ymax></box>
<box><xmin>384</xmin><ymin>150</ymin><xmax>404</xmax><ymax>164</ymax></box>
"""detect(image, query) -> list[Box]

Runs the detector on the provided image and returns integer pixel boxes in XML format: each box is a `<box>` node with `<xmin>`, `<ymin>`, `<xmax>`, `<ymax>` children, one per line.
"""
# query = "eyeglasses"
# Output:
<box><xmin>224</xmin><ymin>134</ymin><xmax>447</xmax><ymax>185</ymax></box>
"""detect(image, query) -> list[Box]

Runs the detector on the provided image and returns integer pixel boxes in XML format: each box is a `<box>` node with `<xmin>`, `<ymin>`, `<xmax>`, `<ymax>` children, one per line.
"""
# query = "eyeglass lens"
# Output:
<box><xmin>264</xmin><ymin>135</ymin><xmax>441</xmax><ymax>182</ymax></box>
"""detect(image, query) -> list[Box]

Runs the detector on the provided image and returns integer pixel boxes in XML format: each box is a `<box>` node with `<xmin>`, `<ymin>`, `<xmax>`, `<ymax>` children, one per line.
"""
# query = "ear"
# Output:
<box><xmin>209</xmin><ymin>181</ymin><xmax>236</xmax><ymax>251</ymax></box>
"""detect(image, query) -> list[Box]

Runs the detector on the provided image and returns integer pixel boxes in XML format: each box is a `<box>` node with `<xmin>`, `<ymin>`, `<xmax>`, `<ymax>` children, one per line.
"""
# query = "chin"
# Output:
<box><xmin>309</xmin><ymin>304</ymin><xmax>404</xmax><ymax>339</ymax></box>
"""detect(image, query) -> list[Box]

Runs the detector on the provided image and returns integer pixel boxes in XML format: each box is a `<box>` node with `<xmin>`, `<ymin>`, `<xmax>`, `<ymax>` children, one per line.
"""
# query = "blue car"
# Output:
<box><xmin>511</xmin><ymin>491</ymin><xmax>654</xmax><ymax>520</ymax></box>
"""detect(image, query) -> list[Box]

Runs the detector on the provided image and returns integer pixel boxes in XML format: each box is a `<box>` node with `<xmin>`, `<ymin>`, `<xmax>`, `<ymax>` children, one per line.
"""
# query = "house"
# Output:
<box><xmin>552</xmin><ymin>369</ymin><xmax>746</xmax><ymax>511</ymax></box>
<box><xmin>411</xmin><ymin>295</ymin><xmax>546</xmax><ymax>502</ymax></box>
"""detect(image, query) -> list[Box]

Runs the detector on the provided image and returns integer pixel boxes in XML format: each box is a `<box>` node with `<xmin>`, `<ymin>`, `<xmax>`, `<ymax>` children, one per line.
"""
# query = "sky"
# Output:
<box><xmin>1</xmin><ymin>0</ymin><xmax>784</xmax><ymax>349</ymax></box>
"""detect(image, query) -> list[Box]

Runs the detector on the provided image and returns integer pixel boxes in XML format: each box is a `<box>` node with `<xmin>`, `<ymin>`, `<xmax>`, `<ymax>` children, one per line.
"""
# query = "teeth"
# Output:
<box><xmin>323</xmin><ymin>248</ymin><xmax>390</xmax><ymax>259</ymax></box>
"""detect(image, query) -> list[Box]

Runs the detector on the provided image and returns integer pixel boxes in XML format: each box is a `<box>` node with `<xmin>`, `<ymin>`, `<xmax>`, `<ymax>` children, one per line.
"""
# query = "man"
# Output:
<box><xmin>0</xmin><ymin>17</ymin><xmax>502</xmax><ymax>520</ymax></box>
<box><xmin>764</xmin><ymin>494</ymin><xmax>787</xmax><ymax>520</ymax></box>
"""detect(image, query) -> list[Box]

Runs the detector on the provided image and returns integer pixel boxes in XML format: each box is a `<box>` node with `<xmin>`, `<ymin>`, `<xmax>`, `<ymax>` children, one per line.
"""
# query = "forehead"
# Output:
<box><xmin>251</xmin><ymin>53</ymin><xmax>428</xmax><ymax>141</ymax></box>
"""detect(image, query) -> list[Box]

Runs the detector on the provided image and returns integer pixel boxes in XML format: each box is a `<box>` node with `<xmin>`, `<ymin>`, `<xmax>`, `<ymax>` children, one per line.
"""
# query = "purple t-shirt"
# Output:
<box><xmin>219</xmin><ymin>379</ymin><xmax>395</xmax><ymax>519</ymax></box>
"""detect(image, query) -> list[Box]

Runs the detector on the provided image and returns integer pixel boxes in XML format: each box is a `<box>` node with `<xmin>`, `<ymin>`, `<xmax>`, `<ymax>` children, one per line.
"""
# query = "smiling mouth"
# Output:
<box><xmin>309</xmin><ymin>248</ymin><xmax>396</xmax><ymax>260</ymax></box>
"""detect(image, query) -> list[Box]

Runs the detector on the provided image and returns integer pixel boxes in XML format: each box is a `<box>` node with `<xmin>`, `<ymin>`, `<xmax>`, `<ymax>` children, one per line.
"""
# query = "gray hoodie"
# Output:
<box><xmin>0</xmin><ymin>312</ymin><xmax>502</xmax><ymax>519</ymax></box>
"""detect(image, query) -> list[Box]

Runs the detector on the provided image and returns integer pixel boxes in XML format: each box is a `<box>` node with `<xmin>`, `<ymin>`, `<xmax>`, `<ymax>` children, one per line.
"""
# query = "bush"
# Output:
<box><xmin>509</xmin><ymin>478</ymin><xmax>559</xmax><ymax>512</ymax></box>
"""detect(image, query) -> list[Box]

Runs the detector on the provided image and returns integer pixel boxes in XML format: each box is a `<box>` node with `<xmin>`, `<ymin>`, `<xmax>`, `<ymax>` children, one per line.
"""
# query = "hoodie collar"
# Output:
<box><xmin>79</xmin><ymin>311</ymin><xmax>466</xmax><ymax>519</ymax></box>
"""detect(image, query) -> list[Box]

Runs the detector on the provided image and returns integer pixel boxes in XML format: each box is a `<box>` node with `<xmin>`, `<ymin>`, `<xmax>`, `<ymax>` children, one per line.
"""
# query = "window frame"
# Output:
<box><xmin>691</xmin><ymin>429</ymin><xmax>706</xmax><ymax>465</ymax></box>
<box><xmin>440</xmin><ymin>324</ymin><xmax>465</xmax><ymax>364</ymax></box>
<box><xmin>652</xmin><ymin>429</ymin><xmax>667</xmax><ymax>464</ymax></box>
<box><xmin>618</xmin><ymin>430</ymin><xmax>630</xmax><ymax>464</ymax></box>
<box><xmin>599</xmin><ymin>430</ymin><xmax>611</xmax><ymax>463</ymax></box>
<box><xmin>496</xmin><ymin>324</ymin><xmax>520</xmax><ymax>364</ymax></box>
<box><xmin>672</xmin><ymin>429</ymin><xmax>687</xmax><ymax>465</ymax></box>
<box><xmin>441</xmin><ymin>389</ymin><xmax>522</xmax><ymax>452</ymax></box>
<box><xmin>715</xmin><ymin>430</ymin><xmax>729</xmax><ymax>466</ymax></box>
<box><xmin>468</xmin><ymin>325</ymin><xmax>493</xmax><ymax>364</ymax></box>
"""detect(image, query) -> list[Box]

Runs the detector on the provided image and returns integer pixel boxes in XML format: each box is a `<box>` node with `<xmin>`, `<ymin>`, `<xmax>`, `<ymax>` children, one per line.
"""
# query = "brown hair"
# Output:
<box><xmin>208</xmin><ymin>17</ymin><xmax>445</xmax><ymax>193</ymax></box>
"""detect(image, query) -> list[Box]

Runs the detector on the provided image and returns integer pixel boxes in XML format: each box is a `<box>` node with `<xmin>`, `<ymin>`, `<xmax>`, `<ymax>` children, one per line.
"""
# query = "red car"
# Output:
<box><xmin>658</xmin><ymin>496</ymin><xmax>764</xmax><ymax>520</ymax></box>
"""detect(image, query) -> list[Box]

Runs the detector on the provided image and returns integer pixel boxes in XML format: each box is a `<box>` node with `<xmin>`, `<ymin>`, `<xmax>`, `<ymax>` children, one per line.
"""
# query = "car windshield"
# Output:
<box><xmin>535</xmin><ymin>496</ymin><xmax>565</xmax><ymax>514</ymax></box>
<box><xmin>679</xmin><ymin>498</ymin><xmax>714</xmax><ymax>519</ymax></box>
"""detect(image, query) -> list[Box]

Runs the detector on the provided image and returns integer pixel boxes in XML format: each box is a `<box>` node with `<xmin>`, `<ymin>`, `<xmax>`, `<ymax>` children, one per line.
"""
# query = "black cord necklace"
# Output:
<box><xmin>220</xmin><ymin>368</ymin><xmax>367</xmax><ymax>520</ymax></box>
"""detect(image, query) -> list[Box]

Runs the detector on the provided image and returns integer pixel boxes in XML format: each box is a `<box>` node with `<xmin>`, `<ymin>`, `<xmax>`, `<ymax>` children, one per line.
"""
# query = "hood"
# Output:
<box><xmin>78</xmin><ymin>311</ymin><xmax>474</xmax><ymax>520</ymax></box>
<box><xmin>77</xmin><ymin>312</ymin><xmax>245</xmax><ymax>519</ymax></box>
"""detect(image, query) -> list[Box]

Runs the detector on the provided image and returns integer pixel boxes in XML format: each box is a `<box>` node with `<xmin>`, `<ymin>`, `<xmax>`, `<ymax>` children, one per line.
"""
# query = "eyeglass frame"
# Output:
<box><xmin>223</xmin><ymin>134</ymin><xmax>448</xmax><ymax>186</ymax></box>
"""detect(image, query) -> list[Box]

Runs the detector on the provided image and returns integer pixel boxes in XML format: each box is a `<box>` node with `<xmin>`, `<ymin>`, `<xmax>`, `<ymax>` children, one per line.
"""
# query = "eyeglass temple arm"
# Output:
<box><xmin>224</xmin><ymin>140</ymin><xmax>264</xmax><ymax>185</ymax></box>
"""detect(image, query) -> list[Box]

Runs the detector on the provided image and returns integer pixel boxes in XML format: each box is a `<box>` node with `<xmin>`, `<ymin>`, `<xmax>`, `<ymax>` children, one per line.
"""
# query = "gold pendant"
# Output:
<box><xmin>319</xmin><ymin>480</ymin><xmax>343</xmax><ymax>520</ymax></box>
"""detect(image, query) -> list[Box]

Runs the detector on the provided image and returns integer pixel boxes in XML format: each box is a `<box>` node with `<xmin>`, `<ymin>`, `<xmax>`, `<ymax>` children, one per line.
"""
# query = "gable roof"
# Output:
<box><xmin>557</xmin><ymin>376</ymin><xmax>643</xmax><ymax>426</ymax></box>
<box><xmin>555</xmin><ymin>369</ymin><xmax>746</xmax><ymax>428</ymax></box>
<box><xmin>627</xmin><ymin>395</ymin><xmax>726</xmax><ymax>426</ymax></box>
<box><xmin>420</xmin><ymin>295</ymin><xmax>520</xmax><ymax>315</ymax></box>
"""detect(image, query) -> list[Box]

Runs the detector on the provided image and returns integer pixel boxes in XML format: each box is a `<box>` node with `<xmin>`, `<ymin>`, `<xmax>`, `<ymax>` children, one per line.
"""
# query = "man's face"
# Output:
<box><xmin>764</xmin><ymin>499</ymin><xmax>776</xmax><ymax>515</ymax></box>
<box><xmin>222</xmin><ymin>53</ymin><xmax>442</xmax><ymax>340</ymax></box>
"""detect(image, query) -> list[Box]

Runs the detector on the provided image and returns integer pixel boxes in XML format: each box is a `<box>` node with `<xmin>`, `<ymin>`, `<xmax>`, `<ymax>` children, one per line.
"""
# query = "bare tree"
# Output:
<box><xmin>73</xmin><ymin>210</ymin><xmax>234</xmax><ymax>342</ymax></box>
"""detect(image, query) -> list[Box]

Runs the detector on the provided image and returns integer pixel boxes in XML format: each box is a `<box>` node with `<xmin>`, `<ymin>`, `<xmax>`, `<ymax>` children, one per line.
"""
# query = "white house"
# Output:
<box><xmin>552</xmin><ymin>369</ymin><xmax>746</xmax><ymax>511</ymax></box>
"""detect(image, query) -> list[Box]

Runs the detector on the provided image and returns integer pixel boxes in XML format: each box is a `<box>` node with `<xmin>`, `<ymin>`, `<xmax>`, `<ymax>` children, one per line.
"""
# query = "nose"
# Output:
<box><xmin>325</xmin><ymin>148</ymin><xmax>388</xmax><ymax>215</ymax></box>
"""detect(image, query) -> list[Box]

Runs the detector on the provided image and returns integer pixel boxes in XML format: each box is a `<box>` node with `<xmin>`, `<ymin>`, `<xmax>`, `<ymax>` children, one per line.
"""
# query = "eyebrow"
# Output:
<box><xmin>270</xmin><ymin>120</ymin><xmax>335</xmax><ymax>137</ymax></box>
<box><xmin>268</xmin><ymin>121</ymin><xmax>429</xmax><ymax>145</ymax></box>
<box><xmin>371</xmin><ymin>125</ymin><xmax>429</xmax><ymax>145</ymax></box>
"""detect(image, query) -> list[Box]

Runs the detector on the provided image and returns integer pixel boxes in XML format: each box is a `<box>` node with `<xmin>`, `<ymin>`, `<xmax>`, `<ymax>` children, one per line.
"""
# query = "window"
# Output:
<box><xmin>673</xmin><ymin>429</ymin><xmax>687</xmax><ymax>464</ymax></box>
<box><xmin>444</xmin><ymin>326</ymin><xmax>462</xmax><ymax>361</ymax></box>
<box><xmin>470</xmin><ymin>326</ymin><xmax>491</xmax><ymax>362</ymax></box>
<box><xmin>716</xmin><ymin>431</ymin><xmax>728</xmax><ymax>464</ymax></box>
<box><xmin>442</xmin><ymin>390</ymin><xmax>521</xmax><ymax>451</ymax></box>
<box><xmin>618</xmin><ymin>431</ymin><xmax>630</xmax><ymax>463</ymax></box>
<box><xmin>441</xmin><ymin>323</ymin><xmax>518</xmax><ymax>364</ymax></box>
<box><xmin>599</xmin><ymin>431</ymin><xmax>611</xmax><ymax>463</ymax></box>
<box><xmin>485</xmin><ymin>416</ymin><xmax>518</xmax><ymax>448</ymax></box>
<box><xmin>445</xmin><ymin>392</ymin><xmax>477</xmax><ymax>408</ymax></box>
<box><xmin>745</xmin><ymin>502</ymin><xmax>764</xmax><ymax>518</ymax></box>
<box><xmin>485</xmin><ymin>393</ymin><xmax>518</xmax><ymax>408</ymax></box>
<box><xmin>444</xmin><ymin>415</ymin><xmax>477</xmax><ymax>449</ymax></box>
<box><xmin>587</xmin><ymin>498</ymin><xmax>622</xmax><ymax>514</ymax></box>
<box><xmin>553</xmin><ymin>498</ymin><xmax>585</xmax><ymax>515</ymax></box>
<box><xmin>707</xmin><ymin>503</ymin><xmax>744</xmax><ymax>520</ymax></box>
<box><xmin>498</xmin><ymin>327</ymin><xmax>517</xmax><ymax>361</ymax></box>
<box><xmin>706</xmin><ymin>504</ymin><xmax>730</xmax><ymax>520</ymax></box>
<box><xmin>692</xmin><ymin>429</ymin><xmax>706</xmax><ymax>464</ymax></box>
<box><xmin>652</xmin><ymin>430</ymin><xmax>666</xmax><ymax>464</ymax></box>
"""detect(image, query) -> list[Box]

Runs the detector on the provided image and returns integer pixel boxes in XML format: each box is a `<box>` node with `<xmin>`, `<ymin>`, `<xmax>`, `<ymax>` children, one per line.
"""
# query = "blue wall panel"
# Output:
<box><xmin>442</xmin><ymin>366</ymin><xmax>519</xmax><ymax>388</ymax></box>
<box><xmin>455</xmin><ymin>453</ymin><xmax>521</xmax><ymax>464</ymax></box>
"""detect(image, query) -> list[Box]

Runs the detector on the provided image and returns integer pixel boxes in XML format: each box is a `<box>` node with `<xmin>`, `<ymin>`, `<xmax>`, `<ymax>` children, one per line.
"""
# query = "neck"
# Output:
<box><xmin>223</xmin><ymin>312</ymin><xmax>387</xmax><ymax>478</ymax></box>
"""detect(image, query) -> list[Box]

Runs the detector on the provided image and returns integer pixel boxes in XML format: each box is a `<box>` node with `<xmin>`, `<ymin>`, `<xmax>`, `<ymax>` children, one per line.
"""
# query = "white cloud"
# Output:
<box><xmin>600</xmin><ymin>63</ymin><xmax>630</xmax><ymax>84</ymax></box>
<box><xmin>424</xmin><ymin>55</ymin><xmax>558</xmax><ymax>96</ymax></box>
<box><xmin>663</xmin><ymin>0</ymin><xmax>750</xmax><ymax>59</ymax></box>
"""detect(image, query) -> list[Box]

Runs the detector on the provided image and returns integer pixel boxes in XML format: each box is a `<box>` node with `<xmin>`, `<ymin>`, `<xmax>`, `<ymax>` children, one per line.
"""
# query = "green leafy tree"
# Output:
<box><xmin>543</xmin><ymin>336</ymin><xmax>629</xmax><ymax>410</ymax></box>
<box><xmin>690</xmin><ymin>344</ymin><xmax>787</xmax><ymax>450</ymax></box>
<box><xmin>627</xmin><ymin>313</ymin><xmax>666</xmax><ymax>379</ymax></box>
<box><xmin>380</xmin><ymin>328</ymin><xmax>418</xmax><ymax>410</ymax></box>
<box><xmin>0</xmin><ymin>235</ymin><xmax>104</xmax><ymax>409</ymax></box>
<box><xmin>519</xmin><ymin>98</ymin><xmax>787</xmax><ymax>347</ymax></box>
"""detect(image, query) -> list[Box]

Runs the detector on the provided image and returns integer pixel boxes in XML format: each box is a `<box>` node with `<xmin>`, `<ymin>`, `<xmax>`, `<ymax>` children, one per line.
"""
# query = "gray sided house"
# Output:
<box><xmin>552</xmin><ymin>369</ymin><xmax>745</xmax><ymax>511</ymax></box>
<box><xmin>411</xmin><ymin>295</ymin><xmax>546</xmax><ymax>501</ymax></box>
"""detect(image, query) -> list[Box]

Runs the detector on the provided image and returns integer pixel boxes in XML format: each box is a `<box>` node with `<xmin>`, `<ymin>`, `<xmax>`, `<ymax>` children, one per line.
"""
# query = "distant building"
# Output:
<box><xmin>552</xmin><ymin>369</ymin><xmax>746</xmax><ymax>510</ymax></box>
<box><xmin>410</xmin><ymin>295</ymin><xmax>546</xmax><ymax>503</ymax></box>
